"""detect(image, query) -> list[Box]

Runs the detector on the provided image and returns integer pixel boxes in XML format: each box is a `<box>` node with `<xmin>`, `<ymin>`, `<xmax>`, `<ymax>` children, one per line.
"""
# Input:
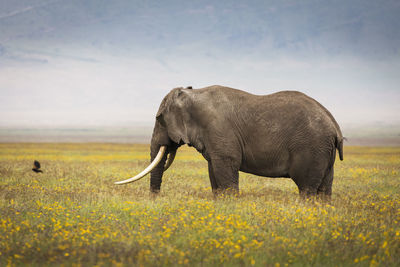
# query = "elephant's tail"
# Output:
<box><xmin>336</xmin><ymin>137</ymin><xmax>344</xmax><ymax>161</ymax></box>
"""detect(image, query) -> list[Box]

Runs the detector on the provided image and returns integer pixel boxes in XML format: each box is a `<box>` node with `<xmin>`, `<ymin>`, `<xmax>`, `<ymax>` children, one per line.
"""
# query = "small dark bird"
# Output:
<box><xmin>32</xmin><ymin>160</ymin><xmax>43</xmax><ymax>173</ymax></box>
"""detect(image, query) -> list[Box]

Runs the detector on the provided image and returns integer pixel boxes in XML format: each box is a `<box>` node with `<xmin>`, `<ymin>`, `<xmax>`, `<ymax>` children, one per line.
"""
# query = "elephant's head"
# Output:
<box><xmin>115</xmin><ymin>87</ymin><xmax>194</xmax><ymax>193</ymax></box>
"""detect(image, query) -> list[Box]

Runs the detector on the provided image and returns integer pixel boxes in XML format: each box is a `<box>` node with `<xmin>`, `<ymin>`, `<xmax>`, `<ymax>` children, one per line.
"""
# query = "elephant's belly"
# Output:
<box><xmin>240</xmin><ymin>150</ymin><xmax>290</xmax><ymax>178</ymax></box>
<box><xmin>240</xmin><ymin>165</ymin><xmax>290</xmax><ymax>178</ymax></box>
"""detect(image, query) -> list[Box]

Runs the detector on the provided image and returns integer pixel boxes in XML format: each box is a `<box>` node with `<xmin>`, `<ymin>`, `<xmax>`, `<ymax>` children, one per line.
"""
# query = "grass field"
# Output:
<box><xmin>0</xmin><ymin>143</ymin><xmax>399</xmax><ymax>266</ymax></box>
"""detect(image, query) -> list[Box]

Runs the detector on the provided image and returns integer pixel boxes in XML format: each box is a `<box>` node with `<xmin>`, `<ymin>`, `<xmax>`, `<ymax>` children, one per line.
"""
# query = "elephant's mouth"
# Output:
<box><xmin>114</xmin><ymin>146</ymin><xmax>176</xmax><ymax>185</ymax></box>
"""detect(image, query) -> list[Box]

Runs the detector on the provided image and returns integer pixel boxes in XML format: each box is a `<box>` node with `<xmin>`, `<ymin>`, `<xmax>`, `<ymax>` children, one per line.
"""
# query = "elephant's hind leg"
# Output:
<box><xmin>317</xmin><ymin>167</ymin><xmax>333</xmax><ymax>202</ymax></box>
<box><xmin>290</xmin><ymin>153</ymin><xmax>327</xmax><ymax>199</ymax></box>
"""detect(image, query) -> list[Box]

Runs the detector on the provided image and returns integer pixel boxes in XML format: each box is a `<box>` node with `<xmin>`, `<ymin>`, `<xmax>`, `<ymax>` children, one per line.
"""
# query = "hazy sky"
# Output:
<box><xmin>1</xmin><ymin>0</ymin><xmax>399</xmax><ymax>127</ymax></box>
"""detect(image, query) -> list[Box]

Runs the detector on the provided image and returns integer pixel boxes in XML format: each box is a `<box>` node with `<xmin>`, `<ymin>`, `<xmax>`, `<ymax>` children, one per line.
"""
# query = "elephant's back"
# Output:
<box><xmin>196</xmin><ymin>86</ymin><xmax>342</xmax><ymax>140</ymax></box>
<box><xmin>257</xmin><ymin>90</ymin><xmax>341</xmax><ymax>137</ymax></box>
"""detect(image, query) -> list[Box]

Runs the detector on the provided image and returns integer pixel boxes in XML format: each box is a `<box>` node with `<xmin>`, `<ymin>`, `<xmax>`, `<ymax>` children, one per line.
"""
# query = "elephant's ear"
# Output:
<box><xmin>156</xmin><ymin>88</ymin><xmax>192</xmax><ymax>144</ymax></box>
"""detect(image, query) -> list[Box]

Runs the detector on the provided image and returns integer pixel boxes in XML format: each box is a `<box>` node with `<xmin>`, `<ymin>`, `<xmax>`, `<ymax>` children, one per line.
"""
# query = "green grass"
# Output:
<box><xmin>1</xmin><ymin>143</ymin><xmax>399</xmax><ymax>266</ymax></box>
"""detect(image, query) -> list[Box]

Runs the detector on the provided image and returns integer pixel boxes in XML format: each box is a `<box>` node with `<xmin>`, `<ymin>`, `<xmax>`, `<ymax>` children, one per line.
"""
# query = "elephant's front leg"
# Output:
<box><xmin>208</xmin><ymin>157</ymin><xmax>239</xmax><ymax>194</ymax></box>
<box><xmin>207</xmin><ymin>161</ymin><xmax>219</xmax><ymax>192</ymax></box>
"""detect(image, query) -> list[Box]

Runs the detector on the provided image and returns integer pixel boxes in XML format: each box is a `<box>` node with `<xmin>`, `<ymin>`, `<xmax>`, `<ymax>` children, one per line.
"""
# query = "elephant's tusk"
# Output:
<box><xmin>114</xmin><ymin>146</ymin><xmax>166</xmax><ymax>185</ymax></box>
<box><xmin>164</xmin><ymin>150</ymin><xmax>176</xmax><ymax>171</ymax></box>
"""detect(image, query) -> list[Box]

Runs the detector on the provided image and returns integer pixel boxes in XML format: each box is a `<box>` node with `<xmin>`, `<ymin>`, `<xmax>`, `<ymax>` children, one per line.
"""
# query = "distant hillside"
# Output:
<box><xmin>0</xmin><ymin>126</ymin><xmax>152</xmax><ymax>143</ymax></box>
<box><xmin>1</xmin><ymin>122</ymin><xmax>400</xmax><ymax>146</ymax></box>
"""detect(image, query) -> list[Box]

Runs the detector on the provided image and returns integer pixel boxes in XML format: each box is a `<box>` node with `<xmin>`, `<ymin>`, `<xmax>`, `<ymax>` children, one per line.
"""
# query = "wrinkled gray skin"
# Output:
<box><xmin>150</xmin><ymin>85</ymin><xmax>344</xmax><ymax>199</ymax></box>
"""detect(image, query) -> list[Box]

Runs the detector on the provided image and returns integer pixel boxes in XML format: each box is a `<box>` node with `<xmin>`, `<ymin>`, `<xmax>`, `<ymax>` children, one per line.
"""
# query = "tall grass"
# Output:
<box><xmin>0</xmin><ymin>143</ymin><xmax>399</xmax><ymax>266</ymax></box>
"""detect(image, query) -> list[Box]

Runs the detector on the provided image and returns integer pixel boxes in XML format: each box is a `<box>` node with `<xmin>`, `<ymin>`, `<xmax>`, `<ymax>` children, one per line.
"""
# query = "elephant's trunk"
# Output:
<box><xmin>150</xmin><ymin>144</ymin><xmax>168</xmax><ymax>193</ymax></box>
<box><xmin>149</xmin><ymin>120</ymin><xmax>170</xmax><ymax>193</ymax></box>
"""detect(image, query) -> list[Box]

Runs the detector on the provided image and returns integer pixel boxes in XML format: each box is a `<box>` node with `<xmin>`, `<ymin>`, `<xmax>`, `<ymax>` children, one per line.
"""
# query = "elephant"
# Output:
<box><xmin>115</xmin><ymin>85</ymin><xmax>344</xmax><ymax>199</ymax></box>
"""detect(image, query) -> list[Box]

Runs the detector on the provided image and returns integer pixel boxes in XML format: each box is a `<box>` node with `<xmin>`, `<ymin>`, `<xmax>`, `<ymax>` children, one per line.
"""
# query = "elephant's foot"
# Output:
<box><xmin>299</xmin><ymin>188</ymin><xmax>333</xmax><ymax>204</ymax></box>
<box><xmin>316</xmin><ymin>192</ymin><xmax>332</xmax><ymax>203</ymax></box>
<box><xmin>298</xmin><ymin>187</ymin><xmax>318</xmax><ymax>200</ymax></box>
<box><xmin>212</xmin><ymin>186</ymin><xmax>239</xmax><ymax>198</ymax></box>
